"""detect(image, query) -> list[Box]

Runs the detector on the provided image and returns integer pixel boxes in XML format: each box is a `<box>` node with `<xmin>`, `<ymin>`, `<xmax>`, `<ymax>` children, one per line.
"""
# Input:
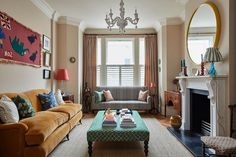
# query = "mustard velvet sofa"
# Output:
<box><xmin>0</xmin><ymin>89</ymin><xmax>83</xmax><ymax>157</ymax></box>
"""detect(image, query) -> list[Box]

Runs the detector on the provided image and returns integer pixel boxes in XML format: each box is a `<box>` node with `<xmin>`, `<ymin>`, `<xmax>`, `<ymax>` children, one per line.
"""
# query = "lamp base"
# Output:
<box><xmin>208</xmin><ymin>62</ymin><xmax>216</xmax><ymax>76</ymax></box>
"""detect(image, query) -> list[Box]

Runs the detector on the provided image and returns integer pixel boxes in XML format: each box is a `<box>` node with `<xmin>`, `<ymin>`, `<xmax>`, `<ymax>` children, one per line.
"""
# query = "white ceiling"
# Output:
<box><xmin>45</xmin><ymin>0</ymin><xmax>187</xmax><ymax>29</ymax></box>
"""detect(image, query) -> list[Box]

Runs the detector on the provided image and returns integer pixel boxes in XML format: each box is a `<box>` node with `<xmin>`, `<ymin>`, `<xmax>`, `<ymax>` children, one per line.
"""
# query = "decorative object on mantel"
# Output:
<box><xmin>105</xmin><ymin>0</ymin><xmax>139</xmax><ymax>33</ymax></box>
<box><xmin>204</xmin><ymin>47</ymin><xmax>223</xmax><ymax>76</ymax></box>
<box><xmin>54</xmin><ymin>69</ymin><xmax>70</xmax><ymax>95</ymax></box>
<box><xmin>170</xmin><ymin>115</ymin><xmax>182</xmax><ymax>130</ymax></box>
<box><xmin>180</xmin><ymin>59</ymin><xmax>188</xmax><ymax>76</ymax></box>
<box><xmin>0</xmin><ymin>11</ymin><xmax>41</xmax><ymax>67</ymax></box>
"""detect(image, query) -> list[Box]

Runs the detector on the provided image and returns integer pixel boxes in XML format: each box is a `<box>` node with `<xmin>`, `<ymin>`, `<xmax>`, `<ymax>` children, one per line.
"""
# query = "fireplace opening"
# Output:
<box><xmin>190</xmin><ymin>89</ymin><xmax>210</xmax><ymax>136</ymax></box>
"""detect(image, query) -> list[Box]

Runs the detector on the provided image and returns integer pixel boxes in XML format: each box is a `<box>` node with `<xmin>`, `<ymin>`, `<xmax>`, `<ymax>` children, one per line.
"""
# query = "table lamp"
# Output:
<box><xmin>54</xmin><ymin>69</ymin><xmax>69</xmax><ymax>95</ymax></box>
<box><xmin>204</xmin><ymin>47</ymin><xmax>223</xmax><ymax>76</ymax></box>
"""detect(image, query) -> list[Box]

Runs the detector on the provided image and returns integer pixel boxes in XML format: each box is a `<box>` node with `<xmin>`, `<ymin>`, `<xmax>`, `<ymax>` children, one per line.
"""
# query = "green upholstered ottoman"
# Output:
<box><xmin>87</xmin><ymin>111</ymin><xmax>150</xmax><ymax>157</ymax></box>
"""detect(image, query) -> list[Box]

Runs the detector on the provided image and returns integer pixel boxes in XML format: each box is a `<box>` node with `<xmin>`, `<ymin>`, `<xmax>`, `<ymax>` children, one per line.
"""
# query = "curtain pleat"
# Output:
<box><xmin>83</xmin><ymin>35</ymin><xmax>97</xmax><ymax>92</ymax></box>
<box><xmin>145</xmin><ymin>35</ymin><xmax>158</xmax><ymax>109</ymax></box>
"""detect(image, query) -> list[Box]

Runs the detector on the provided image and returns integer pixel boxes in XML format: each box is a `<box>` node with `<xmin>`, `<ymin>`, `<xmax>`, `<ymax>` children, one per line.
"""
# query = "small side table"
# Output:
<box><xmin>63</xmin><ymin>94</ymin><xmax>74</xmax><ymax>103</ymax></box>
<box><xmin>164</xmin><ymin>91</ymin><xmax>181</xmax><ymax>117</ymax></box>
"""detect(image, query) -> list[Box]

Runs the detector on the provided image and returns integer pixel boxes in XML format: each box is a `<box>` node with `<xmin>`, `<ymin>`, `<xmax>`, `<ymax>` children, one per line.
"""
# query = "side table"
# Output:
<box><xmin>164</xmin><ymin>91</ymin><xmax>181</xmax><ymax>117</ymax></box>
<box><xmin>63</xmin><ymin>94</ymin><xmax>74</xmax><ymax>103</ymax></box>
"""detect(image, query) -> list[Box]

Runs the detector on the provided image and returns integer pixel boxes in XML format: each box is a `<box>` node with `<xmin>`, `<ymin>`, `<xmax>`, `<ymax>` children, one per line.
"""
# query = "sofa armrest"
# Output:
<box><xmin>147</xmin><ymin>95</ymin><xmax>153</xmax><ymax>106</ymax></box>
<box><xmin>0</xmin><ymin>123</ymin><xmax>28</xmax><ymax>157</ymax></box>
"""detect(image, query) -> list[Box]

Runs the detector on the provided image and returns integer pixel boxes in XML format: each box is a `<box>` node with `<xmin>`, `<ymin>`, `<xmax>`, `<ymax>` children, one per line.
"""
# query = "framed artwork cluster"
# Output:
<box><xmin>42</xmin><ymin>34</ymin><xmax>51</xmax><ymax>79</ymax></box>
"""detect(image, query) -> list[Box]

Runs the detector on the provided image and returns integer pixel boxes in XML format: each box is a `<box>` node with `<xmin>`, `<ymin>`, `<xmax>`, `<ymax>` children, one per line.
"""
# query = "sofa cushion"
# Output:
<box><xmin>138</xmin><ymin>90</ymin><xmax>148</xmax><ymax>101</ymax></box>
<box><xmin>20</xmin><ymin>111</ymin><xmax>68</xmax><ymax>146</ymax></box>
<box><xmin>12</xmin><ymin>95</ymin><xmax>35</xmax><ymax>119</ymax></box>
<box><xmin>38</xmin><ymin>91</ymin><xmax>58</xmax><ymax>111</ymax></box>
<box><xmin>103</xmin><ymin>90</ymin><xmax>114</xmax><ymax>101</ymax></box>
<box><xmin>48</xmin><ymin>103</ymin><xmax>82</xmax><ymax>119</ymax></box>
<box><xmin>94</xmin><ymin>91</ymin><xmax>105</xmax><ymax>103</ymax></box>
<box><xmin>23</xmin><ymin>89</ymin><xmax>49</xmax><ymax>112</ymax></box>
<box><xmin>0</xmin><ymin>95</ymin><xmax>19</xmax><ymax>123</ymax></box>
<box><xmin>96</xmin><ymin>87</ymin><xmax>147</xmax><ymax>100</ymax></box>
<box><xmin>54</xmin><ymin>89</ymin><xmax>65</xmax><ymax>105</ymax></box>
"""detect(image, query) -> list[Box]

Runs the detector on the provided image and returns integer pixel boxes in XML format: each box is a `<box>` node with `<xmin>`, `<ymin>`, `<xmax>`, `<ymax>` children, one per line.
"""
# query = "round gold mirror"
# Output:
<box><xmin>187</xmin><ymin>2</ymin><xmax>221</xmax><ymax>64</ymax></box>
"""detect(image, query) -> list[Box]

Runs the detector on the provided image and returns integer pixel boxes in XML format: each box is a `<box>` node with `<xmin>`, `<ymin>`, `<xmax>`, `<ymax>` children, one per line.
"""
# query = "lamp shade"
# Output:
<box><xmin>55</xmin><ymin>69</ymin><xmax>69</xmax><ymax>80</ymax></box>
<box><xmin>204</xmin><ymin>47</ymin><xmax>223</xmax><ymax>62</ymax></box>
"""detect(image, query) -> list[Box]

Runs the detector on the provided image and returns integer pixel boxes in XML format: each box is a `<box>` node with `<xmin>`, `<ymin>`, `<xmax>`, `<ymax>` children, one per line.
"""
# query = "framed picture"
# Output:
<box><xmin>42</xmin><ymin>35</ymin><xmax>51</xmax><ymax>51</ymax></box>
<box><xmin>44</xmin><ymin>52</ymin><xmax>50</xmax><ymax>67</ymax></box>
<box><xmin>43</xmin><ymin>69</ymin><xmax>51</xmax><ymax>79</ymax></box>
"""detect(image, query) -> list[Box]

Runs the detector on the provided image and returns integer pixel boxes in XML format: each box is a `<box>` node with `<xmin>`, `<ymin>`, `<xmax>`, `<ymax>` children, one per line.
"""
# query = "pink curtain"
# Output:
<box><xmin>145</xmin><ymin>35</ymin><xmax>158</xmax><ymax>109</ymax></box>
<box><xmin>83</xmin><ymin>34</ymin><xmax>97</xmax><ymax>92</ymax></box>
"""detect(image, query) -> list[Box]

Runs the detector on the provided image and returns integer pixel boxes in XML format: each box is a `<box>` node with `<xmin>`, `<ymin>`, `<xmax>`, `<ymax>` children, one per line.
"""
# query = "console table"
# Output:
<box><xmin>164</xmin><ymin>91</ymin><xmax>181</xmax><ymax>117</ymax></box>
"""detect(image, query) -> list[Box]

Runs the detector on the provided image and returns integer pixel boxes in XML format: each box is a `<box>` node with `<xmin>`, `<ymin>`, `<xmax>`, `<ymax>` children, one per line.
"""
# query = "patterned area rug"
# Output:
<box><xmin>49</xmin><ymin>115</ymin><xmax>193</xmax><ymax>157</ymax></box>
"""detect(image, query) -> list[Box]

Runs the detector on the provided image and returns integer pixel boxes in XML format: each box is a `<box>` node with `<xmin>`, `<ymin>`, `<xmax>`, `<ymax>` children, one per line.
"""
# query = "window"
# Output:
<box><xmin>106</xmin><ymin>39</ymin><xmax>134</xmax><ymax>65</ymax></box>
<box><xmin>96</xmin><ymin>37</ymin><xmax>145</xmax><ymax>87</ymax></box>
<box><xmin>188</xmin><ymin>35</ymin><xmax>214</xmax><ymax>64</ymax></box>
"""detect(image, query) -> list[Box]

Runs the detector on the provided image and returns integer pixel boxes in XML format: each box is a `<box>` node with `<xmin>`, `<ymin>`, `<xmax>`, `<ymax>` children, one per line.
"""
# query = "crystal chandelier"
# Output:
<box><xmin>105</xmin><ymin>0</ymin><xmax>139</xmax><ymax>32</ymax></box>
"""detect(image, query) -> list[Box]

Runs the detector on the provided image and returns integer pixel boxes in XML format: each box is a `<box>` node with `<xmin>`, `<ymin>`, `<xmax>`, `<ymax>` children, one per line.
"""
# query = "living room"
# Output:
<box><xmin>0</xmin><ymin>0</ymin><xmax>236</xmax><ymax>157</ymax></box>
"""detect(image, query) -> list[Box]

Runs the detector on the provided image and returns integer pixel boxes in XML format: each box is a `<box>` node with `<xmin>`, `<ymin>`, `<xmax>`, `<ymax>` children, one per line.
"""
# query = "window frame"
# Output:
<box><xmin>96</xmin><ymin>37</ymin><xmax>145</xmax><ymax>87</ymax></box>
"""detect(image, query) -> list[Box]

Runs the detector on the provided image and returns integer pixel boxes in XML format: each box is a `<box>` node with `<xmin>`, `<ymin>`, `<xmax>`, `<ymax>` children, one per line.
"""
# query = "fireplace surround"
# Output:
<box><xmin>176</xmin><ymin>75</ymin><xmax>228</xmax><ymax>136</ymax></box>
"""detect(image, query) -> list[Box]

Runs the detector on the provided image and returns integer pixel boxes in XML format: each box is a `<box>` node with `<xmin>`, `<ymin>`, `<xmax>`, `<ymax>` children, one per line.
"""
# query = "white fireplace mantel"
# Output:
<box><xmin>176</xmin><ymin>75</ymin><xmax>228</xmax><ymax>136</ymax></box>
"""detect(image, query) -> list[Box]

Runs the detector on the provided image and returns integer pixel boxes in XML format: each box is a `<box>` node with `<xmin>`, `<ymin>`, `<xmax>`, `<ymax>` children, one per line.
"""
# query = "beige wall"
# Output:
<box><xmin>158</xmin><ymin>23</ymin><xmax>184</xmax><ymax>115</ymax></box>
<box><xmin>57</xmin><ymin>23</ymin><xmax>80</xmax><ymax>103</ymax></box>
<box><xmin>166</xmin><ymin>25</ymin><xmax>184</xmax><ymax>90</ymax></box>
<box><xmin>0</xmin><ymin>0</ymin><xmax>52</xmax><ymax>93</ymax></box>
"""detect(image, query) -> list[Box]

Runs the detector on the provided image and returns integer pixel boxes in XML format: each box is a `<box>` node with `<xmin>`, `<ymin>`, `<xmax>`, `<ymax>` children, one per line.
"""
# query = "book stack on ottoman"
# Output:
<box><xmin>120</xmin><ymin>114</ymin><xmax>136</xmax><ymax>128</ymax></box>
<box><xmin>102</xmin><ymin>108</ymin><xmax>117</xmax><ymax>127</ymax></box>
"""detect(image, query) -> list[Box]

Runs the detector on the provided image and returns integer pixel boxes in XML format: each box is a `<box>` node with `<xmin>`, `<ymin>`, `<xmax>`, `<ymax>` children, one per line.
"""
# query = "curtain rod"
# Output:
<box><xmin>84</xmin><ymin>33</ymin><xmax>157</xmax><ymax>36</ymax></box>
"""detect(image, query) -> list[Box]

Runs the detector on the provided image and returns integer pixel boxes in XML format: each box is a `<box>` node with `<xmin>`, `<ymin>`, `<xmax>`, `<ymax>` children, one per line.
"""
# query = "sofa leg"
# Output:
<box><xmin>79</xmin><ymin>119</ymin><xmax>82</xmax><ymax>125</ymax></box>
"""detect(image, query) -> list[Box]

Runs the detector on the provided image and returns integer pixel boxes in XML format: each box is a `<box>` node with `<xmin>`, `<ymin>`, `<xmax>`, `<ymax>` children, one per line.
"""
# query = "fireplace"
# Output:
<box><xmin>190</xmin><ymin>89</ymin><xmax>210</xmax><ymax>135</ymax></box>
<box><xmin>176</xmin><ymin>75</ymin><xmax>228</xmax><ymax>136</ymax></box>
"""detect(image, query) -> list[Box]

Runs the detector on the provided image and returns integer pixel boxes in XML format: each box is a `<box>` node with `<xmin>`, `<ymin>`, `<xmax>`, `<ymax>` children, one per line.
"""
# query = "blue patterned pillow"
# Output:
<box><xmin>12</xmin><ymin>95</ymin><xmax>35</xmax><ymax>119</ymax></box>
<box><xmin>38</xmin><ymin>91</ymin><xmax>58</xmax><ymax>111</ymax></box>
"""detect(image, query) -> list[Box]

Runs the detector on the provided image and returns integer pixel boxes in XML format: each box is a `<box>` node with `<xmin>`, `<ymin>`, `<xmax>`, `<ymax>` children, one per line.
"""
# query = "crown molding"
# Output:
<box><xmin>57</xmin><ymin>16</ymin><xmax>82</xmax><ymax>27</ymax></box>
<box><xmin>158</xmin><ymin>17</ymin><xmax>184</xmax><ymax>26</ymax></box>
<box><xmin>30</xmin><ymin>0</ymin><xmax>58</xmax><ymax>20</ymax></box>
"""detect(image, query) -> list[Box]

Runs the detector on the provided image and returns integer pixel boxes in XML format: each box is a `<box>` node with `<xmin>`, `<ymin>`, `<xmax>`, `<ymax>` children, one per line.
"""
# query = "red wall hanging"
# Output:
<box><xmin>0</xmin><ymin>11</ymin><xmax>41</xmax><ymax>67</ymax></box>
